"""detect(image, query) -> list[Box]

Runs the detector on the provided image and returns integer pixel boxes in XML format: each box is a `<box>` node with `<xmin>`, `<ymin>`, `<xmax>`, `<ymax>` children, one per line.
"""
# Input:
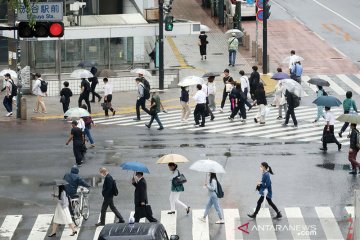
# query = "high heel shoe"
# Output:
<box><xmin>48</xmin><ymin>233</ymin><xmax>56</xmax><ymax>237</ymax></box>
<box><xmin>70</xmin><ymin>231</ymin><xmax>77</xmax><ymax>236</ymax></box>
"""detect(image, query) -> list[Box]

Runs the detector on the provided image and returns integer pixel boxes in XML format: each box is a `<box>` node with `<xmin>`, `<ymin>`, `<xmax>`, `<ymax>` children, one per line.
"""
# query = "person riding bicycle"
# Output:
<box><xmin>63</xmin><ymin>166</ymin><xmax>91</xmax><ymax>216</ymax></box>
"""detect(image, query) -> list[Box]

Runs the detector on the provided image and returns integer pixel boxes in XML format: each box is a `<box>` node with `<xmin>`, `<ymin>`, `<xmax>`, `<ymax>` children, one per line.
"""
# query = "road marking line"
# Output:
<box><xmin>318</xmin><ymin>75</ymin><xmax>346</xmax><ymax>95</ymax></box>
<box><xmin>0</xmin><ymin>215</ymin><xmax>22</xmax><ymax>239</ymax></box>
<box><xmin>333</xmin><ymin>47</ymin><xmax>347</xmax><ymax>58</ymax></box>
<box><xmin>92</xmin><ymin>212</ymin><xmax>115</xmax><ymax>240</ymax></box>
<box><xmin>255</xmin><ymin>208</ymin><xmax>277</xmax><ymax>240</ymax></box>
<box><xmin>223</xmin><ymin>209</ymin><xmax>243</xmax><ymax>240</ymax></box>
<box><xmin>315</xmin><ymin>207</ymin><xmax>344</xmax><ymax>240</ymax></box>
<box><xmin>302</xmin><ymin>76</ymin><xmax>318</xmax><ymax>92</ymax></box>
<box><xmin>337</xmin><ymin>74</ymin><xmax>360</xmax><ymax>95</ymax></box>
<box><xmin>192</xmin><ymin>209</ymin><xmax>209</xmax><ymax>240</ymax></box>
<box><xmin>167</xmin><ymin>37</ymin><xmax>189</xmax><ymax>68</ymax></box>
<box><xmin>60</xmin><ymin>216</ymin><xmax>82</xmax><ymax>240</ymax></box>
<box><xmin>130</xmin><ymin>211</ymin><xmax>145</xmax><ymax>223</ymax></box>
<box><xmin>160</xmin><ymin>210</ymin><xmax>177</xmax><ymax>236</ymax></box>
<box><xmin>284</xmin><ymin>208</ymin><xmax>310</xmax><ymax>240</ymax></box>
<box><xmin>27</xmin><ymin>214</ymin><xmax>53</xmax><ymax>240</ymax></box>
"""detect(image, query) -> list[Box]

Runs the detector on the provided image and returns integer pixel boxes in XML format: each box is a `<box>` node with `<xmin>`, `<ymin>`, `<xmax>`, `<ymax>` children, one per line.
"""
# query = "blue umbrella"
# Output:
<box><xmin>313</xmin><ymin>96</ymin><xmax>341</xmax><ymax>107</ymax></box>
<box><xmin>271</xmin><ymin>72</ymin><xmax>290</xmax><ymax>80</ymax></box>
<box><xmin>120</xmin><ymin>162</ymin><xmax>150</xmax><ymax>174</ymax></box>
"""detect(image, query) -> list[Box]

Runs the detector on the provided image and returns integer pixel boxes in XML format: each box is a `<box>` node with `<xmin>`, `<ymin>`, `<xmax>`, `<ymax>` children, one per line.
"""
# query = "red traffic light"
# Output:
<box><xmin>18</xmin><ymin>22</ymin><xmax>64</xmax><ymax>38</ymax></box>
<box><xmin>49</xmin><ymin>22</ymin><xmax>64</xmax><ymax>37</ymax></box>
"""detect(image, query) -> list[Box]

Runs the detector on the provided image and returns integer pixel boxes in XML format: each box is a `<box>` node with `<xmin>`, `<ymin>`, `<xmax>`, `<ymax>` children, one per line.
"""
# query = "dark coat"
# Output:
<box><xmin>133</xmin><ymin>178</ymin><xmax>148</xmax><ymax>206</ymax></box>
<box><xmin>249</xmin><ymin>71</ymin><xmax>260</xmax><ymax>88</ymax></box>
<box><xmin>102</xmin><ymin>174</ymin><xmax>115</xmax><ymax>199</ymax></box>
<box><xmin>255</xmin><ymin>88</ymin><xmax>267</xmax><ymax>105</ymax></box>
<box><xmin>286</xmin><ymin>90</ymin><xmax>295</xmax><ymax>108</ymax></box>
<box><xmin>350</xmin><ymin>128</ymin><xmax>359</xmax><ymax>150</ymax></box>
<box><xmin>63</xmin><ymin>166</ymin><xmax>90</xmax><ymax>198</ymax></box>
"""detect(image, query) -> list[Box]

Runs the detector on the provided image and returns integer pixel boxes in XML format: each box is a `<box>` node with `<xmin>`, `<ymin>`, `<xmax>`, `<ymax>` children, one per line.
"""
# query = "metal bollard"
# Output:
<box><xmin>245</xmin><ymin>35</ymin><xmax>250</xmax><ymax>50</ymax></box>
<box><xmin>20</xmin><ymin>97</ymin><xmax>27</xmax><ymax>120</ymax></box>
<box><xmin>251</xmin><ymin>41</ymin><xmax>256</xmax><ymax>57</ymax></box>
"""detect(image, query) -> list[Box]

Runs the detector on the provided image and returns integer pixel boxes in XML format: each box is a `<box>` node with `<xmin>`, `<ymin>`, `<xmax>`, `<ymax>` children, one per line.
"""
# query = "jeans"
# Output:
<box><xmin>203</xmin><ymin>192</ymin><xmax>223</xmax><ymax>219</ymax></box>
<box><xmin>169</xmin><ymin>192</ymin><xmax>188</xmax><ymax>211</ymax></box>
<box><xmin>3</xmin><ymin>96</ymin><xmax>12</xmax><ymax>113</ymax></box>
<box><xmin>148</xmin><ymin>114</ymin><xmax>163</xmax><ymax>128</ymax></box>
<box><xmin>84</xmin><ymin>127</ymin><xmax>94</xmax><ymax>144</ymax></box>
<box><xmin>228</xmin><ymin>50</ymin><xmax>236</xmax><ymax>66</ymax></box>
<box><xmin>100</xmin><ymin>197</ymin><xmax>124</xmax><ymax>224</ymax></box>
<box><xmin>254</xmin><ymin>195</ymin><xmax>279</xmax><ymax>215</ymax></box>
<box><xmin>78</xmin><ymin>93</ymin><xmax>91</xmax><ymax>113</ymax></box>
<box><xmin>285</xmin><ymin>107</ymin><xmax>298</xmax><ymax>126</ymax></box>
<box><xmin>136</xmin><ymin>97</ymin><xmax>150</xmax><ymax>119</ymax></box>
<box><xmin>194</xmin><ymin>104</ymin><xmax>206</xmax><ymax>125</ymax></box>
<box><xmin>315</xmin><ymin>106</ymin><xmax>324</xmax><ymax>121</ymax></box>
<box><xmin>349</xmin><ymin>149</ymin><xmax>360</xmax><ymax>170</ymax></box>
<box><xmin>278</xmin><ymin>104</ymin><xmax>287</xmax><ymax>118</ymax></box>
<box><xmin>180</xmin><ymin>101</ymin><xmax>191</xmax><ymax>120</ymax></box>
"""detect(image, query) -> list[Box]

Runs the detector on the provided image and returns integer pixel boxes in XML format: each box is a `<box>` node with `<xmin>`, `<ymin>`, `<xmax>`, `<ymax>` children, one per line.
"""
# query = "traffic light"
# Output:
<box><xmin>18</xmin><ymin>22</ymin><xmax>64</xmax><ymax>38</ymax></box>
<box><xmin>164</xmin><ymin>16</ymin><xmax>174</xmax><ymax>31</ymax></box>
<box><xmin>264</xmin><ymin>2</ymin><xmax>271</xmax><ymax>19</ymax></box>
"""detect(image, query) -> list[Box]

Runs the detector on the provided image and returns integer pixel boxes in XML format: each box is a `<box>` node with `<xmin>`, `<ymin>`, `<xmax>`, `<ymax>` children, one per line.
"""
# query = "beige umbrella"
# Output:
<box><xmin>336</xmin><ymin>114</ymin><xmax>360</xmax><ymax>124</ymax></box>
<box><xmin>156</xmin><ymin>154</ymin><xmax>189</xmax><ymax>164</ymax></box>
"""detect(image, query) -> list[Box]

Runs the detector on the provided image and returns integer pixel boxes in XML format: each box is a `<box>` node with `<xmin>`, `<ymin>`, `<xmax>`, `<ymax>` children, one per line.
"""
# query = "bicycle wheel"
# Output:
<box><xmin>72</xmin><ymin>201</ymin><xmax>81</xmax><ymax>226</ymax></box>
<box><xmin>82</xmin><ymin>196</ymin><xmax>90</xmax><ymax>220</ymax></box>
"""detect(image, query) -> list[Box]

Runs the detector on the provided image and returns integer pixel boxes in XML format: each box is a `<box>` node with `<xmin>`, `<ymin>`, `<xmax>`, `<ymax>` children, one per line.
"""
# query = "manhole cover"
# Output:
<box><xmin>212</xmin><ymin>53</ymin><xmax>224</xmax><ymax>55</ymax></box>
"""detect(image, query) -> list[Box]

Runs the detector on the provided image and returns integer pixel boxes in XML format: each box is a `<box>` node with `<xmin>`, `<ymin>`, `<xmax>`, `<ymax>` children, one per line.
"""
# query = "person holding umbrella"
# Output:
<box><xmin>227</xmin><ymin>33</ymin><xmax>239</xmax><ymax>67</ymax></box>
<box><xmin>339</xmin><ymin>91</ymin><xmax>358</xmax><ymax>138</ymax></box>
<box><xmin>48</xmin><ymin>184</ymin><xmax>77</xmax><ymax>237</ymax></box>
<box><xmin>78</xmin><ymin>76</ymin><xmax>91</xmax><ymax>114</ymax></box>
<box><xmin>320</xmin><ymin>106</ymin><xmax>342</xmax><ymax>152</ymax></box>
<box><xmin>282</xmin><ymin>90</ymin><xmax>298</xmax><ymax>128</ymax></box>
<box><xmin>198</xmin><ymin>31</ymin><xmax>208</xmax><ymax>60</ymax></box>
<box><xmin>248</xmin><ymin>162</ymin><xmax>282</xmax><ymax>219</ymax></box>
<box><xmin>313</xmin><ymin>86</ymin><xmax>325</xmax><ymax>123</ymax></box>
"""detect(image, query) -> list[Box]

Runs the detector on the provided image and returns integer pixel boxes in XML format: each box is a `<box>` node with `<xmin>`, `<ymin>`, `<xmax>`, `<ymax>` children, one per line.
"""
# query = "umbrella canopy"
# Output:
<box><xmin>337</xmin><ymin>114</ymin><xmax>360</xmax><ymax>124</ymax></box>
<box><xmin>157</xmin><ymin>154</ymin><xmax>189</xmax><ymax>164</ymax></box>
<box><xmin>282</xmin><ymin>55</ymin><xmax>304</xmax><ymax>64</ymax></box>
<box><xmin>313</xmin><ymin>96</ymin><xmax>341</xmax><ymax>107</ymax></box>
<box><xmin>130</xmin><ymin>68</ymin><xmax>152</xmax><ymax>77</ymax></box>
<box><xmin>77</xmin><ymin>61</ymin><xmax>96</xmax><ymax>68</ymax></box>
<box><xmin>200</xmin><ymin>25</ymin><xmax>211</xmax><ymax>32</ymax></box>
<box><xmin>97</xmin><ymin>69</ymin><xmax>118</xmax><ymax>78</ymax></box>
<box><xmin>202</xmin><ymin>72</ymin><xmax>221</xmax><ymax>78</ymax></box>
<box><xmin>189</xmin><ymin>159</ymin><xmax>226</xmax><ymax>173</ymax></box>
<box><xmin>280</xmin><ymin>79</ymin><xmax>305</xmax><ymax>97</ymax></box>
<box><xmin>70</xmin><ymin>69</ymin><xmax>93</xmax><ymax>79</ymax></box>
<box><xmin>271</xmin><ymin>72</ymin><xmax>290</xmax><ymax>80</ymax></box>
<box><xmin>307</xmin><ymin>78</ymin><xmax>330</xmax><ymax>87</ymax></box>
<box><xmin>178</xmin><ymin>76</ymin><xmax>204</xmax><ymax>87</ymax></box>
<box><xmin>120</xmin><ymin>162</ymin><xmax>150</xmax><ymax>174</ymax></box>
<box><xmin>0</xmin><ymin>69</ymin><xmax>17</xmax><ymax>79</ymax></box>
<box><xmin>40</xmin><ymin>179</ymin><xmax>69</xmax><ymax>187</ymax></box>
<box><xmin>64</xmin><ymin>107</ymin><xmax>90</xmax><ymax>118</ymax></box>
<box><xmin>225</xmin><ymin>29</ymin><xmax>244</xmax><ymax>38</ymax></box>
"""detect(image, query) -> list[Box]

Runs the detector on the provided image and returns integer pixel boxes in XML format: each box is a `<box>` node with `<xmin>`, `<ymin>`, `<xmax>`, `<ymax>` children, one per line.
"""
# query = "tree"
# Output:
<box><xmin>2</xmin><ymin>0</ymin><xmax>37</xmax><ymax>26</ymax></box>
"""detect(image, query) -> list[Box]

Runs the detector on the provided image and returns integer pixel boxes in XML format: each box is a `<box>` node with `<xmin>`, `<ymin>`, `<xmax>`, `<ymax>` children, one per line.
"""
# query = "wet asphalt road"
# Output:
<box><xmin>0</xmin><ymin>120</ymin><xmax>358</xmax><ymax>239</ymax></box>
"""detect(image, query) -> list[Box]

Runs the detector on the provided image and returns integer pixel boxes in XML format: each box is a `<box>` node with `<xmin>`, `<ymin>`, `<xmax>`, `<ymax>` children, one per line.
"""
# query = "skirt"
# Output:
<box><xmin>53</xmin><ymin>202</ymin><xmax>72</xmax><ymax>225</ymax></box>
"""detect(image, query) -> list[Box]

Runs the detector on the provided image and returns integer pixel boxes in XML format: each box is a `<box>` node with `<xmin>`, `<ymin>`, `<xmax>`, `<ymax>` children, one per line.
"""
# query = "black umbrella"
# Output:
<box><xmin>202</xmin><ymin>72</ymin><xmax>221</xmax><ymax>78</ymax></box>
<box><xmin>77</xmin><ymin>61</ymin><xmax>97</xmax><ymax>68</ymax></box>
<box><xmin>307</xmin><ymin>78</ymin><xmax>330</xmax><ymax>87</ymax></box>
<box><xmin>39</xmin><ymin>179</ymin><xmax>69</xmax><ymax>187</ymax></box>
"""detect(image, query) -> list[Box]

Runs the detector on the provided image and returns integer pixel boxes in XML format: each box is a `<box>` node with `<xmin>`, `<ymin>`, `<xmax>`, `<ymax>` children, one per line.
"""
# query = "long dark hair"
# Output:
<box><xmin>58</xmin><ymin>185</ymin><xmax>65</xmax><ymax>200</ymax></box>
<box><xmin>209</xmin><ymin>173</ymin><xmax>218</xmax><ymax>183</ymax></box>
<box><xmin>261</xmin><ymin>162</ymin><xmax>274</xmax><ymax>175</ymax></box>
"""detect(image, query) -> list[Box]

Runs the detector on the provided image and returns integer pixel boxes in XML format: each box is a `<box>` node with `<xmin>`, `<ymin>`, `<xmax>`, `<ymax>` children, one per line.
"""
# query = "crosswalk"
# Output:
<box><xmin>93</xmin><ymin>105</ymin><xmax>352</xmax><ymax>145</ymax></box>
<box><xmin>0</xmin><ymin>206</ymin><xmax>354</xmax><ymax>240</ymax></box>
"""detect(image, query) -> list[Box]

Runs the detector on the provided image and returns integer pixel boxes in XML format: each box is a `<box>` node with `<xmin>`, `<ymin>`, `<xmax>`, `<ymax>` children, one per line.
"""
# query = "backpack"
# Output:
<box><xmin>113</xmin><ymin>180</ymin><xmax>119</xmax><ymax>196</ymax></box>
<box><xmin>142</xmin><ymin>84</ymin><xmax>150</xmax><ymax>100</ymax></box>
<box><xmin>291</xmin><ymin>93</ymin><xmax>300</xmax><ymax>108</ymax></box>
<box><xmin>142</xmin><ymin>78</ymin><xmax>151</xmax><ymax>91</ymax></box>
<box><xmin>215</xmin><ymin>180</ymin><xmax>224</xmax><ymax>198</ymax></box>
<box><xmin>9</xmin><ymin>80</ymin><xmax>17</xmax><ymax>96</ymax></box>
<box><xmin>40</xmin><ymin>80</ymin><xmax>48</xmax><ymax>93</ymax></box>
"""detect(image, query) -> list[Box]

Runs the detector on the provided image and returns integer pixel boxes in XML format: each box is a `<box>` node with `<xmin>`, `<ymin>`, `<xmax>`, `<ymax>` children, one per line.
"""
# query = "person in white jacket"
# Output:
<box><xmin>32</xmin><ymin>73</ymin><xmax>47</xmax><ymax>113</ymax></box>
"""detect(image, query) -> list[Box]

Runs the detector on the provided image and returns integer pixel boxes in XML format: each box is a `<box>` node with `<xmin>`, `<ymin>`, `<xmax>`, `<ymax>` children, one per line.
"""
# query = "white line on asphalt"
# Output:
<box><xmin>192</xmin><ymin>209</ymin><xmax>209</xmax><ymax>240</ymax></box>
<box><xmin>310</xmin><ymin>0</ymin><xmax>360</xmax><ymax>31</ymax></box>
<box><xmin>318</xmin><ymin>75</ymin><xmax>346</xmax><ymax>95</ymax></box>
<box><xmin>315</xmin><ymin>207</ymin><xmax>344</xmax><ymax>240</ymax></box>
<box><xmin>160</xmin><ymin>210</ymin><xmax>177</xmax><ymax>236</ymax></box>
<box><xmin>27</xmin><ymin>214</ymin><xmax>53</xmax><ymax>240</ymax></box>
<box><xmin>284</xmin><ymin>208</ymin><xmax>310</xmax><ymax>240</ymax></box>
<box><xmin>333</xmin><ymin>47</ymin><xmax>347</xmax><ymax>58</ymax></box>
<box><xmin>337</xmin><ymin>74</ymin><xmax>360</xmax><ymax>95</ymax></box>
<box><xmin>255</xmin><ymin>208</ymin><xmax>277</xmax><ymax>240</ymax></box>
<box><xmin>223</xmin><ymin>209</ymin><xmax>243</xmax><ymax>240</ymax></box>
<box><xmin>312</xmin><ymin>31</ymin><xmax>326</xmax><ymax>41</ymax></box>
<box><xmin>92</xmin><ymin>212</ymin><xmax>115</xmax><ymax>240</ymax></box>
<box><xmin>0</xmin><ymin>215</ymin><xmax>22</xmax><ymax>239</ymax></box>
<box><xmin>60</xmin><ymin>216</ymin><xmax>82</xmax><ymax>240</ymax></box>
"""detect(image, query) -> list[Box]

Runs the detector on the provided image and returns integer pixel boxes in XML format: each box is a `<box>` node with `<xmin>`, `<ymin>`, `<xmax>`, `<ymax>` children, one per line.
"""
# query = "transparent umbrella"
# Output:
<box><xmin>130</xmin><ymin>68</ymin><xmax>152</xmax><ymax>77</ymax></box>
<box><xmin>0</xmin><ymin>69</ymin><xmax>17</xmax><ymax>79</ymax></box>
<box><xmin>280</xmin><ymin>79</ymin><xmax>305</xmax><ymax>97</ymax></box>
<box><xmin>225</xmin><ymin>29</ymin><xmax>244</xmax><ymax>38</ymax></box>
<box><xmin>178</xmin><ymin>76</ymin><xmax>204</xmax><ymax>87</ymax></box>
<box><xmin>70</xmin><ymin>69</ymin><xmax>93</xmax><ymax>78</ymax></box>
<box><xmin>64</xmin><ymin>107</ymin><xmax>90</xmax><ymax>118</ymax></box>
<box><xmin>189</xmin><ymin>159</ymin><xmax>226</xmax><ymax>174</ymax></box>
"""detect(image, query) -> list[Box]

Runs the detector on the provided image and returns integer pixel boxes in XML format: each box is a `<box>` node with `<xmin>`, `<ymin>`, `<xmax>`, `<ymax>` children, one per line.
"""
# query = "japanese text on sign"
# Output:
<box><xmin>18</xmin><ymin>2</ymin><xmax>63</xmax><ymax>21</ymax></box>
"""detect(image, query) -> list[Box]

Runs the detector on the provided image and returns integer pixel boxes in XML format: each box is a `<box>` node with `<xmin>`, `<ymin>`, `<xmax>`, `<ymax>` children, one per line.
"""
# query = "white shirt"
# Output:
<box><xmin>78</xmin><ymin>118</ymin><xmax>85</xmax><ymax>131</ymax></box>
<box><xmin>288</xmin><ymin>55</ymin><xmax>297</xmax><ymax>69</ymax></box>
<box><xmin>193</xmin><ymin>90</ymin><xmax>207</xmax><ymax>104</ymax></box>
<box><xmin>202</xmin><ymin>83</ymin><xmax>216</xmax><ymax>95</ymax></box>
<box><xmin>32</xmin><ymin>78</ymin><xmax>45</xmax><ymax>96</ymax></box>
<box><xmin>103</xmin><ymin>83</ymin><xmax>113</xmax><ymax>96</ymax></box>
<box><xmin>4</xmin><ymin>80</ymin><xmax>12</xmax><ymax>96</ymax></box>
<box><xmin>325</xmin><ymin>111</ymin><xmax>335</xmax><ymax>125</ymax></box>
<box><xmin>240</xmin><ymin>76</ymin><xmax>250</xmax><ymax>91</ymax></box>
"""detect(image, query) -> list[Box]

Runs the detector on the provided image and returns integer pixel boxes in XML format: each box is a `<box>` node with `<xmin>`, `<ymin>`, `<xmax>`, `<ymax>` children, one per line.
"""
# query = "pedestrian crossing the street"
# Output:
<box><xmin>0</xmin><ymin>206</ymin><xmax>354</xmax><ymax>240</ymax></box>
<box><xmin>92</xmin><ymin>105</ymin><xmax>352</xmax><ymax>145</ymax></box>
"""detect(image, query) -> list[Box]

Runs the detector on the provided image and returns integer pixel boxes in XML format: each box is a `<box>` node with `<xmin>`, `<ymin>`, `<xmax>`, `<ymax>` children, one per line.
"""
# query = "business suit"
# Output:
<box><xmin>133</xmin><ymin>177</ymin><xmax>157</xmax><ymax>222</ymax></box>
<box><xmin>99</xmin><ymin>173</ymin><xmax>124</xmax><ymax>224</ymax></box>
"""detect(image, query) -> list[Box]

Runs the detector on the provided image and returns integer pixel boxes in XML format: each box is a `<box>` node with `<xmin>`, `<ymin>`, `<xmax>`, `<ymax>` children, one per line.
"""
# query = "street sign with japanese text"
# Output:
<box><xmin>18</xmin><ymin>2</ymin><xmax>63</xmax><ymax>22</ymax></box>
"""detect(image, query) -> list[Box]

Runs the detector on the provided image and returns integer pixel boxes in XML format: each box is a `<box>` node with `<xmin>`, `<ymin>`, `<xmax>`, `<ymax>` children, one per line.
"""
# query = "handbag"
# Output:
<box><xmin>101</xmin><ymin>103</ymin><xmax>109</xmax><ymax>111</ymax></box>
<box><xmin>172</xmin><ymin>170</ymin><xmax>187</xmax><ymax>186</ymax></box>
<box><xmin>256</xmin><ymin>184</ymin><xmax>262</xmax><ymax>191</ymax></box>
<box><xmin>60</xmin><ymin>96</ymin><xmax>65</xmax><ymax>103</ymax></box>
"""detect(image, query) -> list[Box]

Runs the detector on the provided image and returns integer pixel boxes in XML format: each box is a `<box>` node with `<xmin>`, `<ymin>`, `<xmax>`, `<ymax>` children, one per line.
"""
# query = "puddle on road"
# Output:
<box><xmin>316</xmin><ymin>163</ymin><xmax>351</xmax><ymax>171</ymax></box>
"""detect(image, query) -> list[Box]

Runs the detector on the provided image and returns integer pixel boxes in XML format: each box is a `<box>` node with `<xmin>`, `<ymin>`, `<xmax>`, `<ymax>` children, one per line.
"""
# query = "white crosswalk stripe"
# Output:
<box><xmin>0</xmin><ymin>206</ymin><xmax>356</xmax><ymax>240</ymax></box>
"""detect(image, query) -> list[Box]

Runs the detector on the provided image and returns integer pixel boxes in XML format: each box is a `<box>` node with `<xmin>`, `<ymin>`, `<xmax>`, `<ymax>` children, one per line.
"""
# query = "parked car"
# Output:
<box><xmin>226</xmin><ymin>0</ymin><xmax>256</xmax><ymax>19</ymax></box>
<box><xmin>98</xmin><ymin>223</ymin><xmax>179</xmax><ymax>240</ymax></box>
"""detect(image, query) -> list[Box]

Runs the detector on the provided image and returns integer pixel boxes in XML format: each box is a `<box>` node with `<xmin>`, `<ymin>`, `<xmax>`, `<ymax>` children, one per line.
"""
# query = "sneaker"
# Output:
<box><xmin>349</xmin><ymin>171</ymin><xmax>357</xmax><ymax>175</ymax></box>
<box><xmin>186</xmin><ymin>207</ymin><xmax>190</xmax><ymax>214</ymax></box>
<box><xmin>210</xmin><ymin>116</ymin><xmax>215</xmax><ymax>121</ymax></box>
<box><xmin>215</xmin><ymin>220</ymin><xmax>225</xmax><ymax>224</ymax></box>
<box><xmin>95</xmin><ymin>222</ymin><xmax>105</xmax><ymax>227</ymax></box>
<box><xmin>145</xmin><ymin>124</ymin><xmax>151</xmax><ymax>129</ymax></box>
<box><xmin>292</xmin><ymin>125</ymin><xmax>298</xmax><ymax>128</ymax></box>
<box><xmin>158</xmin><ymin>127</ymin><xmax>164</xmax><ymax>130</ymax></box>
<box><xmin>338</xmin><ymin>144</ymin><xmax>342</xmax><ymax>151</ymax></box>
<box><xmin>282</xmin><ymin>123</ymin><xmax>288</xmax><ymax>127</ymax></box>
<box><xmin>319</xmin><ymin>148</ymin><xmax>327</xmax><ymax>152</ymax></box>
<box><xmin>199</xmin><ymin>124</ymin><xmax>205</xmax><ymax>127</ymax></box>
<box><xmin>113</xmin><ymin>111</ymin><xmax>116</xmax><ymax>116</ymax></box>
<box><xmin>240</xmin><ymin>119</ymin><xmax>246</xmax><ymax>123</ymax></box>
<box><xmin>6</xmin><ymin>112</ymin><xmax>12</xmax><ymax>117</ymax></box>
<box><xmin>42</xmin><ymin>111</ymin><xmax>47</xmax><ymax>114</ymax></box>
<box><xmin>33</xmin><ymin>109</ymin><xmax>38</xmax><ymax>113</ymax></box>
<box><xmin>90</xmin><ymin>144</ymin><xmax>95</xmax><ymax>148</ymax></box>
<box><xmin>312</xmin><ymin>120</ymin><xmax>318</xmax><ymax>123</ymax></box>
<box><xmin>338</xmin><ymin>132</ymin><xmax>342</xmax><ymax>138</ymax></box>
<box><xmin>204</xmin><ymin>56</ymin><xmax>207</xmax><ymax>60</ymax></box>
<box><xmin>228</xmin><ymin>117</ymin><xmax>234</xmax><ymax>121</ymax></box>
<box><xmin>274</xmin><ymin>211</ymin><xmax>282</xmax><ymax>219</ymax></box>
<box><xmin>276</xmin><ymin>116</ymin><xmax>282</xmax><ymax>120</ymax></box>
<box><xmin>219</xmin><ymin>108</ymin><xmax>224</xmax><ymax>113</ymax></box>
<box><xmin>199</xmin><ymin>217</ymin><xmax>206</xmax><ymax>222</ymax></box>
<box><xmin>254</xmin><ymin>118</ymin><xmax>258</xmax><ymax>123</ymax></box>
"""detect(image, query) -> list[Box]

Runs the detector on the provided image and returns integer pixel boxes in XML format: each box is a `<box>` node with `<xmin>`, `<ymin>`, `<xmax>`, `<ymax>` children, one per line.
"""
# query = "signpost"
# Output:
<box><xmin>256</xmin><ymin>9</ymin><xmax>263</xmax><ymax>22</ymax></box>
<box><xmin>18</xmin><ymin>2</ymin><xmax>63</xmax><ymax>22</ymax></box>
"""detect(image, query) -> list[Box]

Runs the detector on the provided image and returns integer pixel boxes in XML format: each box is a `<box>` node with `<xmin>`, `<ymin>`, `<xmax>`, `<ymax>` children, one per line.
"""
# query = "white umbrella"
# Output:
<box><xmin>189</xmin><ymin>159</ymin><xmax>226</xmax><ymax>173</ymax></box>
<box><xmin>130</xmin><ymin>68</ymin><xmax>152</xmax><ymax>77</ymax></box>
<box><xmin>225</xmin><ymin>29</ymin><xmax>244</xmax><ymax>38</ymax></box>
<box><xmin>70</xmin><ymin>69</ymin><xmax>93</xmax><ymax>79</ymax></box>
<box><xmin>64</xmin><ymin>107</ymin><xmax>90</xmax><ymax>118</ymax></box>
<box><xmin>0</xmin><ymin>69</ymin><xmax>17</xmax><ymax>79</ymax></box>
<box><xmin>178</xmin><ymin>76</ymin><xmax>204</xmax><ymax>87</ymax></box>
<box><xmin>282</xmin><ymin>55</ymin><xmax>304</xmax><ymax>64</ymax></box>
<box><xmin>200</xmin><ymin>24</ymin><xmax>211</xmax><ymax>32</ymax></box>
<box><xmin>280</xmin><ymin>79</ymin><xmax>306</xmax><ymax>97</ymax></box>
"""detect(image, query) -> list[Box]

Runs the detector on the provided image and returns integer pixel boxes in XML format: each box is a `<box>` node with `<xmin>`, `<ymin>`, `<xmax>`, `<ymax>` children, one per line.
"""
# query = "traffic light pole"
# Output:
<box><xmin>158</xmin><ymin>0</ymin><xmax>165</xmax><ymax>90</ymax></box>
<box><xmin>262</xmin><ymin>2</ymin><xmax>268</xmax><ymax>74</ymax></box>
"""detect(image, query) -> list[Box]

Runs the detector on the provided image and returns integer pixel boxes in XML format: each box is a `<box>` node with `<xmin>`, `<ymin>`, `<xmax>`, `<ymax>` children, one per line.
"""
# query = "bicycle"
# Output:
<box><xmin>70</xmin><ymin>186</ymin><xmax>90</xmax><ymax>226</ymax></box>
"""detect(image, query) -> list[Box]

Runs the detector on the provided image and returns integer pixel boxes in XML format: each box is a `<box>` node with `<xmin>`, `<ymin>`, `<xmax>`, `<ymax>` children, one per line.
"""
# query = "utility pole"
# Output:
<box><xmin>263</xmin><ymin>1</ymin><xmax>270</xmax><ymax>74</ymax></box>
<box><xmin>158</xmin><ymin>0</ymin><xmax>165</xmax><ymax>90</ymax></box>
<box><xmin>234</xmin><ymin>0</ymin><xmax>242</xmax><ymax>30</ymax></box>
